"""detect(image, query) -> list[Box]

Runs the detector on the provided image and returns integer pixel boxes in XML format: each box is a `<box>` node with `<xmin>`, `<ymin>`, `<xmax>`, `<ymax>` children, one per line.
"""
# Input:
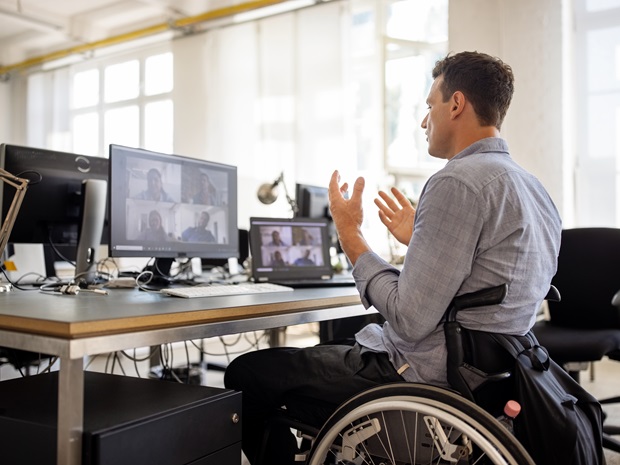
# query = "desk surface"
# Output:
<box><xmin>0</xmin><ymin>284</ymin><xmax>365</xmax><ymax>465</ymax></box>
<box><xmin>0</xmin><ymin>286</ymin><xmax>362</xmax><ymax>339</ymax></box>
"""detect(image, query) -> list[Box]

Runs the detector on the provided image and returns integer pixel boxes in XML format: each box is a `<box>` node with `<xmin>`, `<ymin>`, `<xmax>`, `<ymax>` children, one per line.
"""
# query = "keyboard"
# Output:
<box><xmin>160</xmin><ymin>282</ymin><xmax>294</xmax><ymax>298</ymax></box>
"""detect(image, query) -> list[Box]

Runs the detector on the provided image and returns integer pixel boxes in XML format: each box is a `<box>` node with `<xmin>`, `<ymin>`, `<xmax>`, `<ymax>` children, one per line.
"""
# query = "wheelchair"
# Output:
<box><xmin>258</xmin><ymin>284</ymin><xmax>549</xmax><ymax>465</ymax></box>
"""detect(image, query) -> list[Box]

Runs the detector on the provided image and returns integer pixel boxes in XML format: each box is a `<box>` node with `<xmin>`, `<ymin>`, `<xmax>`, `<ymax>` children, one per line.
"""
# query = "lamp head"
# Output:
<box><xmin>257</xmin><ymin>173</ymin><xmax>284</xmax><ymax>205</ymax></box>
<box><xmin>257</xmin><ymin>182</ymin><xmax>279</xmax><ymax>204</ymax></box>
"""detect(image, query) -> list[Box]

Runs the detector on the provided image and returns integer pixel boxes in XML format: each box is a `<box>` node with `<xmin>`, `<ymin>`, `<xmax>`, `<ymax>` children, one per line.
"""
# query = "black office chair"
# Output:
<box><xmin>533</xmin><ymin>227</ymin><xmax>620</xmax><ymax>452</ymax></box>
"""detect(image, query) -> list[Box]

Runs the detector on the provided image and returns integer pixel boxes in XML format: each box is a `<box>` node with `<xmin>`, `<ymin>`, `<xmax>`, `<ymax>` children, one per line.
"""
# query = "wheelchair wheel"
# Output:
<box><xmin>306</xmin><ymin>382</ymin><xmax>534</xmax><ymax>465</ymax></box>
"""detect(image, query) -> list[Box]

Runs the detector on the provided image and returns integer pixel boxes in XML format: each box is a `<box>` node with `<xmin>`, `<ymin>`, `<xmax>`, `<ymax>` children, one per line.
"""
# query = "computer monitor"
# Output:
<box><xmin>108</xmin><ymin>144</ymin><xmax>238</xmax><ymax>283</ymax></box>
<box><xmin>0</xmin><ymin>144</ymin><xmax>109</xmax><ymax>280</ymax></box>
<box><xmin>295</xmin><ymin>183</ymin><xmax>330</xmax><ymax>219</ymax></box>
<box><xmin>294</xmin><ymin>183</ymin><xmax>341</xmax><ymax>248</ymax></box>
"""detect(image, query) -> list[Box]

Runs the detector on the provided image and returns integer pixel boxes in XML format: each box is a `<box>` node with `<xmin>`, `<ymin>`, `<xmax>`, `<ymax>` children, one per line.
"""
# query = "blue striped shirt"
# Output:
<box><xmin>353</xmin><ymin>138</ymin><xmax>562</xmax><ymax>387</ymax></box>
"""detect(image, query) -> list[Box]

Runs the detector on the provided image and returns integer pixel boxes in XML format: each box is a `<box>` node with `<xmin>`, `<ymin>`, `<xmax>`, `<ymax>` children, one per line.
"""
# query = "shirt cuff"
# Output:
<box><xmin>352</xmin><ymin>251</ymin><xmax>398</xmax><ymax>308</ymax></box>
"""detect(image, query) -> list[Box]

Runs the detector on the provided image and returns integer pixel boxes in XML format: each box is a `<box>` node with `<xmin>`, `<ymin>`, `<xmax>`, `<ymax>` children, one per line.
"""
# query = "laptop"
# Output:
<box><xmin>249</xmin><ymin>217</ymin><xmax>356</xmax><ymax>288</ymax></box>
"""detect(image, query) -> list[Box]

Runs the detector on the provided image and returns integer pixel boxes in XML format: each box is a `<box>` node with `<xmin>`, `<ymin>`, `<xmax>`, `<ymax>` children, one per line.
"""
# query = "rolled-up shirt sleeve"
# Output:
<box><xmin>353</xmin><ymin>174</ymin><xmax>483</xmax><ymax>343</ymax></box>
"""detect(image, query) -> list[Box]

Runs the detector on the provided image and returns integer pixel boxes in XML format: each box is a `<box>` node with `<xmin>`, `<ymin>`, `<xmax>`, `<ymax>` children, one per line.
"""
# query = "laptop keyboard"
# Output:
<box><xmin>160</xmin><ymin>282</ymin><xmax>294</xmax><ymax>298</ymax></box>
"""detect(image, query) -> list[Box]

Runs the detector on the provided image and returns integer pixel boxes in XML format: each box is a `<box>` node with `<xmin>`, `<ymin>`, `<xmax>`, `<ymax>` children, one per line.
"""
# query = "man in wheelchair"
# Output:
<box><xmin>225</xmin><ymin>51</ymin><xmax>562</xmax><ymax>465</ymax></box>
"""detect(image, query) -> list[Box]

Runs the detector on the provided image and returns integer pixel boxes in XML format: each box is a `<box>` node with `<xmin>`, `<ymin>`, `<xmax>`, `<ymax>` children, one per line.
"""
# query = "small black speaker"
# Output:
<box><xmin>238</xmin><ymin>228</ymin><xmax>249</xmax><ymax>264</ymax></box>
<box><xmin>201</xmin><ymin>228</ymin><xmax>249</xmax><ymax>270</ymax></box>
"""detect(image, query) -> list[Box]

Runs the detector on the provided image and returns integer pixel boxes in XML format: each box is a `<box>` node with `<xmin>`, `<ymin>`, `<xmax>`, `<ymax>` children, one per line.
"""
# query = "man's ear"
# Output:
<box><xmin>449</xmin><ymin>91</ymin><xmax>466</xmax><ymax>119</ymax></box>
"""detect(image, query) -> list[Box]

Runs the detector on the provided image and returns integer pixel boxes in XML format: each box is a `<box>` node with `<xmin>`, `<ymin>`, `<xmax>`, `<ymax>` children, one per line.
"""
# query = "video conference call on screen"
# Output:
<box><xmin>255</xmin><ymin>223</ymin><xmax>325</xmax><ymax>271</ymax></box>
<box><xmin>109</xmin><ymin>145</ymin><xmax>238</xmax><ymax>260</ymax></box>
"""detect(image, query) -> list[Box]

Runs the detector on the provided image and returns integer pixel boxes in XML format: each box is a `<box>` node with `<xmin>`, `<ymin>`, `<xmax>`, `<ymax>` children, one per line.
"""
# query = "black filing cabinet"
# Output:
<box><xmin>0</xmin><ymin>371</ymin><xmax>241</xmax><ymax>465</ymax></box>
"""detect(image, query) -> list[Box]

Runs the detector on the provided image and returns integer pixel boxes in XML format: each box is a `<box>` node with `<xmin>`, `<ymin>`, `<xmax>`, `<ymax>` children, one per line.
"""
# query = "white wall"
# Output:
<box><xmin>0</xmin><ymin>77</ymin><xmax>28</xmax><ymax>145</ymax></box>
<box><xmin>449</xmin><ymin>0</ymin><xmax>573</xmax><ymax>223</ymax></box>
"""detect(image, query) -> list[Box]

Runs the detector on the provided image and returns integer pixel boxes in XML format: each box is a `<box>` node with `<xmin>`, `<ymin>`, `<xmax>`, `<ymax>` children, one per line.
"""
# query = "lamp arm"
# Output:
<box><xmin>279</xmin><ymin>175</ymin><xmax>298</xmax><ymax>214</ymax></box>
<box><xmin>0</xmin><ymin>168</ymin><xmax>30</xmax><ymax>259</ymax></box>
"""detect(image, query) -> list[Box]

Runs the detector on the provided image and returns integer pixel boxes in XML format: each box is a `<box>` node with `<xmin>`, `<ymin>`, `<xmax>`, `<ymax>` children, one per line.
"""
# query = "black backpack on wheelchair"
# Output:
<box><xmin>445</xmin><ymin>284</ymin><xmax>605</xmax><ymax>465</ymax></box>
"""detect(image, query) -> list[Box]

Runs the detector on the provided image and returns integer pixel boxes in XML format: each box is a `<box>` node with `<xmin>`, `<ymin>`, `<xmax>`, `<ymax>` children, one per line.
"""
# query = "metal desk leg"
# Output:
<box><xmin>267</xmin><ymin>327</ymin><xmax>287</xmax><ymax>347</ymax></box>
<box><xmin>57</xmin><ymin>356</ymin><xmax>84</xmax><ymax>465</ymax></box>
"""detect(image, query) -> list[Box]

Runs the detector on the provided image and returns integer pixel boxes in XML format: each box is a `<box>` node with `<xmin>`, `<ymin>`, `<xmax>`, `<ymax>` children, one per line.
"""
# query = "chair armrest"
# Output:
<box><xmin>545</xmin><ymin>285</ymin><xmax>561</xmax><ymax>302</ymax></box>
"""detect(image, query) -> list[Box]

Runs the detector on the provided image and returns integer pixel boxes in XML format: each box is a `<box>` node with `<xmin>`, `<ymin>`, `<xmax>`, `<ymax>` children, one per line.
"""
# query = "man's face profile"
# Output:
<box><xmin>421</xmin><ymin>75</ymin><xmax>453</xmax><ymax>160</ymax></box>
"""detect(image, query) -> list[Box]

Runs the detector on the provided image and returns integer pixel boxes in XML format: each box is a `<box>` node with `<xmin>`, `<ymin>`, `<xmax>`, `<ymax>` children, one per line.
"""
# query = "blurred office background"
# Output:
<box><xmin>0</xmin><ymin>0</ymin><xmax>616</xmax><ymax>252</ymax></box>
<box><xmin>2</xmin><ymin>3</ymin><xmax>620</xmax><ymax>461</ymax></box>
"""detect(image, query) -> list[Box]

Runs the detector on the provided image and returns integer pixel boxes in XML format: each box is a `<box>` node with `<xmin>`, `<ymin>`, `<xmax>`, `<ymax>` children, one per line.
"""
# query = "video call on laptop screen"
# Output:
<box><xmin>249</xmin><ymin>217</ymin><xmax>333</xmax><ymax>281</ymax></box>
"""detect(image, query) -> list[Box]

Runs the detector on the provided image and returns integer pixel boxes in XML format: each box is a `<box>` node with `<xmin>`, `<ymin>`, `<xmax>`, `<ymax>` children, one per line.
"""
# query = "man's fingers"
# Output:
<box><xmin>350</xmin><ymin>177</ymin><xmax>365</xmax><ymax>200</ymax></box>
<box><xmin>329</xmin><ymin>170</ymin><xmax>344</xmax><ymax>203</ymax></box>
<box><xmin>391</xmin><ymin>187</ymin><xmax>412</xmax><ymax>209</ymax></box>
<box><xmin>377</xmin><ymin>190</ymin><xmax>399</xmax><ymax>212</ymax></box>
<box><xmin>377</xmin><ymin>210</ymin><xmax>390</xmax><ymax>228</ymax></box>
<box><xmin>374</xmin><ymin>198</ymin><xmax>394</xmax><ymax>219</ymax></box>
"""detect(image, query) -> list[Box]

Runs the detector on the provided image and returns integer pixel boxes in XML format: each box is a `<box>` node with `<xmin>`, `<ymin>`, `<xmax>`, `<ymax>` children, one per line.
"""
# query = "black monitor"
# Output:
<box><xmin>108</xmin><ymin>144</ymin><xmax>238</xmax><ymax>284</ymax></box>
<box><xmin>295</xmin><ymin>183</ymin><xmax>340</xmax><ymax>248</ymax></box>
<box><xmin>0</xmin><ymin>144</ymin><xmax>109</xmax><ymax>280</ymax></box>
<box><xmin>295</xmin><ymin>183</ymin><xmax>330</xmax><ymax>219</ymax></box>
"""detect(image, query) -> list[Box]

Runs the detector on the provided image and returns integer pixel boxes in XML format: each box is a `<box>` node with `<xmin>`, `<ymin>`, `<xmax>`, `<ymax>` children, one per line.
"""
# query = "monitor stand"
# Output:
<box><xmin>75</xmin><ymin>179</ymin><xmax>107</xmax><ymax>286</ymax></box>
<box><xmin>142</xmin><ymin>257</ymin><xmax>175</xmax><ymax>289</ymax></box>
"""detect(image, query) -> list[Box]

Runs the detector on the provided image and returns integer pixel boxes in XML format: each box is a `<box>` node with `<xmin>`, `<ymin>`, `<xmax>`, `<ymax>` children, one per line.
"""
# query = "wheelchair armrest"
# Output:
<box><xmin>545</xmin><ymin>285</ymin><xmax>561</xmax><ymax>302</ymax></box>
<box><xmin>453</xmin><ymin>284</ymin><xmax>508</xmax><ymax>310</ymax></box>
<box><xmin>447</xmin><ymin>284</ymin><xmax>508</xmax><ymax>321</ymax></box>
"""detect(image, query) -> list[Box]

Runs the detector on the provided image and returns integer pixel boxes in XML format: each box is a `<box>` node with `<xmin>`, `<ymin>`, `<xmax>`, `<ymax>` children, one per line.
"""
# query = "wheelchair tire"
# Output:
<box><xmin>307</xmin><ymin>382</ymin><xmax>534</xmax><ymax>465</ymax></box>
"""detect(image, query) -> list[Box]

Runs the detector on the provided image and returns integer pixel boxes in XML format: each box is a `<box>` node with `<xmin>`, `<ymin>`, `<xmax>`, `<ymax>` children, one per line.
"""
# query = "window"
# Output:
<box><xmin>70</xmin><ymin>48</ymin><xmax>173</xmax><ymax>157</ymax></box>
<box><xmin>575</xmin><ymin>0</ymin><xmax>620</xmax><ymax>226</ymax></box>
<box><xmin>382</xmin><ymin>0</ymin><xmax>448</xmax><ymax>198</ymax></box>
<box><xmin>347</xmin><ymin>0</ymin><xmax>447</xmax><ymax>260</ymax></box>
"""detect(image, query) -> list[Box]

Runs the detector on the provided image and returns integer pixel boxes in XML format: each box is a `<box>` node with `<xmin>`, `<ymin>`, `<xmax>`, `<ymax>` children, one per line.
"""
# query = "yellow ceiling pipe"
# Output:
<box><xmin>0</xmin><ymin>0</ymin><xmax>291</xmax><ymax>76</ymax></box>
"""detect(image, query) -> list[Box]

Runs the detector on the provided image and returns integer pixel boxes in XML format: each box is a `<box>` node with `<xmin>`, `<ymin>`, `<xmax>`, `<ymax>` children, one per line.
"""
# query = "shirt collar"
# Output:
<box><xmin>450</xmin><ymin>137</ymin><xmax>509</xmax><ymax>162</ymax></box>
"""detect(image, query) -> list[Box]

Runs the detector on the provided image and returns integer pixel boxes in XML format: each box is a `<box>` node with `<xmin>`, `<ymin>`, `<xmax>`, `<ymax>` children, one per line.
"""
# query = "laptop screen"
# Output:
<box><xmin>249</xmin><ymin>217</ymin><xmax>334</xmax><ymax>282</ymax></box>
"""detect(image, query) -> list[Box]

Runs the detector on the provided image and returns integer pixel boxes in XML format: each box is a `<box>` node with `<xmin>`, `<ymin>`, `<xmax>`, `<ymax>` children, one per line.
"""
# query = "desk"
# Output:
<box><xmin>0</xmin><ymin>287</ymin><xmax>365</xmax><ymax>464</ymax></box>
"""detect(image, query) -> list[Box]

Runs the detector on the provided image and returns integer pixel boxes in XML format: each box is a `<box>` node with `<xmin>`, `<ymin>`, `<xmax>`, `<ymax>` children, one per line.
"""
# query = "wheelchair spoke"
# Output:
<box><xmin>307</xmin><ymin>383</ymin><xmax>534</xmax><ymax>465</ymax></box>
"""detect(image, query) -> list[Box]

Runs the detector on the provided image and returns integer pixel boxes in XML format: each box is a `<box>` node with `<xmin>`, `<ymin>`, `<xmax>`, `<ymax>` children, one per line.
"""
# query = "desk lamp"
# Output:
<box><xmin>0</xmin><ymin>167</ymin><xmax>29</xmax><ymax>261</ymax></box>
<box><xmin>257</xmin><ymin>171</ymin><xmax>298</xmax><ymax>214</ymax></box>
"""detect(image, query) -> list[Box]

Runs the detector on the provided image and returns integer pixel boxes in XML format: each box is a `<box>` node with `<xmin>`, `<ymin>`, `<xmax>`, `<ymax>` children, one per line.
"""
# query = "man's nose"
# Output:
<box><xmin>421</xmin><ymin>114</ymin><xmax>428</xmax><ymax>128</ymax></box>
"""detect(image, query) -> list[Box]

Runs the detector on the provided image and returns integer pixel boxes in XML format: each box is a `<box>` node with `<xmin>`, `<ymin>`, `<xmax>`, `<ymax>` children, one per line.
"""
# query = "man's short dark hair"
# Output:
<box><xmin>432</xmin><ymin>51</ymin><xmax>514</xmax><ymax>129</ymax></box>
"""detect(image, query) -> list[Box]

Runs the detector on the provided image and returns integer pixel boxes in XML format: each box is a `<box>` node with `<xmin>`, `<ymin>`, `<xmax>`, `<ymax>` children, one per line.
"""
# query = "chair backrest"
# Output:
<box><xmin>444</xmin><ymin>284</ymin><xmax>518</xmax><ymax>415</ymax></box>
<box><xmin>548</xmin><ymin>228</ymin><xmax>620</xmax><ymax>329</ymax></box>
<box><xmin>443</xmin><ymin>284</ymin><xmax>561</xmax><ymax>416</ymax></box>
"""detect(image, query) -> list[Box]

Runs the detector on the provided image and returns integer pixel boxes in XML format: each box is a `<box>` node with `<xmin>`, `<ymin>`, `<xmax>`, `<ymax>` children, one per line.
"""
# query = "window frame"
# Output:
<box><xmin>69</xmin><ymin>44</ymin><xmax>173</xmax><ymax>158</ymax></box>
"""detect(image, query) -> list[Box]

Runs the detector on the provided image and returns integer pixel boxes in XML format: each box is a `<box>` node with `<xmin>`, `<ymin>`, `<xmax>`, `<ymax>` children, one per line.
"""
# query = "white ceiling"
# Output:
<box><xmin>0</xmin><ymin>0</ymin><xmax>296</xmax><ymax>73</ymax></box>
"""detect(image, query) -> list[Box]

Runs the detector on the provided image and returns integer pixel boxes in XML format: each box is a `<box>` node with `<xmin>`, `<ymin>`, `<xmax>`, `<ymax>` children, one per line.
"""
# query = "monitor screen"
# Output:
<box><xmin>0</xmin><ymin>144</ymin><xmax>109</xmax><ymax>277</ymax></box>
<box><xmin>249</xmin><ymin>217</ymin><xmax>333</xmax><ymax>282</ymax></box>
<box><xmin>108</xmin><ymin>145</ymin><xmax>238</xmax><ymax>268</ymax></box>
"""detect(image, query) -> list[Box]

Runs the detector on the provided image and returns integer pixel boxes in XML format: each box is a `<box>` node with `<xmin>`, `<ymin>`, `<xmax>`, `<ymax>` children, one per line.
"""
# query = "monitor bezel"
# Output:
<box><xmin>249</xmin><ymin>216</ymin><xmax>333</xmax><ymax>282</ymax></box>
<box><xmin>108</xmin><ymin>144</ymin><xmax>239</xmax><ymax>262</ymax></box>
<box><xmin>0</xmin><ymin>143</ymin><xmax>110</xmax><ymax>247</ymax></box>
<box><xmin>0</xmin><ymin>143</ymin><xmax>110</xmax><ymax>278</ymax></box>
<box><xmin>295</xmin><ymin>183</ymin><xmax>331</xmax><ymax>219</ymax></box>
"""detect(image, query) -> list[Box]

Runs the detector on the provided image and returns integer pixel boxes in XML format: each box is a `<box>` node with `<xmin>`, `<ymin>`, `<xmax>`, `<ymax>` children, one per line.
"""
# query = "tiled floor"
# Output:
<box><xmin>2</xmin><ymin>323</ymin><xmax>619</xmax><ymax>464</ymax></box>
